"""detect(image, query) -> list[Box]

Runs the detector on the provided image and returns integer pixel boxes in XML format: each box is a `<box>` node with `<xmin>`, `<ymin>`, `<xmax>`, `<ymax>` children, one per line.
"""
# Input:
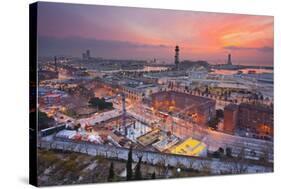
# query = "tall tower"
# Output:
<box><xmin>227</xmin><ymin>53</ymin><xmax>232</xmax><ymax>65</ymax></box>
<box><xmin>175</xmin><ymin>45</ymin><xmax>180</xmax><ymax>68</ymax></box>
<box><xmin>54</xmin><ymin>56</ymin><xmax>58</xmax><ymax>72</ymax></box>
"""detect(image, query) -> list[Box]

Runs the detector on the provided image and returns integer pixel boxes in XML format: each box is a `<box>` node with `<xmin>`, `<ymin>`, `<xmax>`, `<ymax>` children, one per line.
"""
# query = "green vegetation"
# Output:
<box><xmin>88</xmin><ymin>97</ymin><xmax>113</xmax><ymax>110</ymax></box>
<box><xmin>38</xmin><ymin>111</ymin><xmax>55</xmax><ymax>130</ymax></box>
<box><xmin>212</xmin><ymin>147</ymin><xmax>225</xmax><ymax>158</ymax></box>
<box><xmin>208</xmin><ymin>109</ymin><xmax>224</xmax><ymax>130</ymax></box>
<box><xmin>126</xmin><ymin>147</ymin><xmax>133</xmax><ymax>181</ymax></box>
<box><xmin>216</xmin><ymin>109</ymin><xmax>224</xmax><ymax>119</ymax></box>
<box><xmin>107</xmin><ymin>162</ymin><xmax>115</xmax><ymax>182</ymax></box>
<box><xmin>37</xmin><ymin>147</ymin><xmax>271</xmax><ymax>186</ymax></box>
<box><xmin>226</xmin><ymin>147</ymin><xmax>233</xmax><ymax>158</ymax></box>
<box><xmin>208</xmin><ymin>117</ymin><xmax>219</xmax><ymax>130</ymax></box>
<box><xmin>151</xmin><ymin>172</ymin><xmax>156</xmax><ymax>179</ymax></box>
<box><xmin>134</xmin><ymin>156</ymin><xmax>142</xmax><ymax>180</ymax></box>
<box><xmin>64</xmin><ymin>108</ymin><xmax>77</xmax><ymax>118</ymax></box>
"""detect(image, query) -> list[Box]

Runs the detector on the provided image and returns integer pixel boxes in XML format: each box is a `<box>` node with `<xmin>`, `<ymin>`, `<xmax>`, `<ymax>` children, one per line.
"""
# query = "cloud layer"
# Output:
<box><xmin>37</xmin><ymin>2</ymin><xmax>274</xmax><ymax>66</ymax></box>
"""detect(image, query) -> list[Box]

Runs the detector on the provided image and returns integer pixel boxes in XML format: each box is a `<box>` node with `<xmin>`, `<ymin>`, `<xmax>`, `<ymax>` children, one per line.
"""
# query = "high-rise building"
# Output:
<box><xmin>54</xmin><ymin>56</ymin><xmax>58</xmax><ymax>72</ymax></box>
<box><xmin>174</xmin><ymin>45</ymin><xmax>180</xmax><ymax>68</ymax></box>
<box><xmin>82</xmin><ymin>50</ymin><xmax>92</xmax><ymax>60</ymax></box>
<box><xmin>82</xmin><ymin>53</ymin><xmax>87</xmax><ymax>60</ymax></box>
<box><xmin>86</xmin><ymin>49</ymin><xmax>91</xmax><ymax>59</ymax></box>
<box><xmin>227</xmin><ymin>53</ymin><xmax>232</xmax><ymax>65</ymax></box>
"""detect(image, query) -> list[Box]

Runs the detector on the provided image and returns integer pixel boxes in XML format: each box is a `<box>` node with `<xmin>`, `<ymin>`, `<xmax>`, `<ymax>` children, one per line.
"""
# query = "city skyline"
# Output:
<box><xmin>31</xmin><ymin>2</ymin><xmax>274</xmax><ymax>186</ymax></box>
<box><xmin>38</xmin><ymin>2</ymin><xmax>273</xmax><ymax>66</ymax></box>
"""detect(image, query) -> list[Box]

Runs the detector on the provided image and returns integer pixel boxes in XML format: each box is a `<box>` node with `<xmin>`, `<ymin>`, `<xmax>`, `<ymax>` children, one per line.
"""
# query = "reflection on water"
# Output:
<box><xmin>101</xmin><ymin>66</ymin><xmax>169</xmax><ymax>73</ymax></box>
<box><xmin>211</xmin><ymin>68</ymin><xmax>273</xmax><ymax>75</ymax></box>
<box><xmin>141</xmin><ymin>66</ymin><xmax>169</xmax><ymax>72</ymax></box>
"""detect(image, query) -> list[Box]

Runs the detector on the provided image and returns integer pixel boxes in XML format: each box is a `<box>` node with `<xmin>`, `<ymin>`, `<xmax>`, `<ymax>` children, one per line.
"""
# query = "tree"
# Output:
<box><xmin>126</xmin><ymin>147</ymin><xmax>133</xmax><ymax>181</ymax></box>
<box><xmin>204</xmin><ymin>87</ymin><xmax>209</xmax><ymax>96</ymax></box>
<box><xmin>216</xmin><ymin>109</ymin><xmax>224</xmax><ymax>119</ymax></box>
<box><xmin>38</xmin><ymin>111</ymin><xmax>55</xmax><ymax>130</ymax></box>
<box><xmin>134</xmin><ymin>156</ymin><xmax>143</xmax><ymax>180</ymax></box>
<box><xmin>151</xmin><ymin>172</ymin><xmax>156</xmax><ymax>179</ymax></box>
<box><xmin>74</xmin><ymin>123</ymin><xmax>81</xmax><ymax>131</ymax></box>
<box><xmin>208</xmin><ymin>117</ymin><xmax>219</xmax><ymax>130</ymax></box>
<box><xmin>108</xmin><ymin>162</ymin><xmax>115</xmax><ymax>182</ymax></box>
<box><xmin>224</xmin><ymin>91</ymin><xmax>228</xmax><ymax>101</ymax></box>
<box><xmin>230</xmin><ymin>147</ymin><xmax>248</xmax><ymax>174</ymax></box>
<box><xmin>212</xmin><ymin>147</ymin><xmax>224</xmax><ymax>158</ymax></box>
<box><xmin>88</xmin><ymin>97</ymin><xmax>113</xmax><ymax>110</ymax></box>
<box><xmin>218</xmin><ymin>147</ymin><xmax>224</xmax><ymax>155</ymax></box>
<box><xmin>226</xmin><ymin>147</ymin><xmax>232</xmax><ymax>158</ymax></box>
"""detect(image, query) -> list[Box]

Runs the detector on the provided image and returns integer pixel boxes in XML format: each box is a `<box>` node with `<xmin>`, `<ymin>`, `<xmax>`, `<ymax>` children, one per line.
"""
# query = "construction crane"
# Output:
<box><xmin>107</xmin><ymin>93</ymin><xmax>127</xmax><ymax>135</ymax></box>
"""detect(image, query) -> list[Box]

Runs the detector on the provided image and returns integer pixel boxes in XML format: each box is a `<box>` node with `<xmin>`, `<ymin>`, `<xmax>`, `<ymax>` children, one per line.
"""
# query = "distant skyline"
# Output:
<box><xmin>38</xmin><ymin>2</ymin><xmax>274</xmax><ymax>66</ymax></box>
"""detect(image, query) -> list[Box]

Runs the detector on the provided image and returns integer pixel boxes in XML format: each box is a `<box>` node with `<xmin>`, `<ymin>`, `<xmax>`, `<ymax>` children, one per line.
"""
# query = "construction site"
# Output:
<box><xmin>40</xmin><ymin>90</ymin><xmax>211</xmax><ymax>158</ymax></box>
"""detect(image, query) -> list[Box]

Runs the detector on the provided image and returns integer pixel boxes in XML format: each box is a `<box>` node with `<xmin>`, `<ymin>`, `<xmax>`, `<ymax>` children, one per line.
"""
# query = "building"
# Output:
<box><xmin>227</xmin><ymin>53</ymin><xmax>232</xmax><ymax>65</ymax></box>
<box><xmin>215</xmin><ymin>53</ymin><xmax>240</xmax><ymax>70</ymax></box>
<box><xmin>170</xmin><ymin>137</ymin><xmax>207</xmax><ymax>157</ymax></box>
<box><xmin>174</xmin><ymin>45</ymin><xmax>180</xmax><ymax>69</ymax></box>
<box><xmin>86</xmin><ymin>49</ymin><xmax>91</xmax><ymax>59</ymax></box>
<box><xmin>39</xmin><ymin>94</ymin><xmax>62</xmax><ymax>106</ymax></box>
<box><xmin>223</xmin><ymin>103</ymin><xmax>273</xmax><ymax>139</ymax></box>
<box><xmin>54</xmin><ymin>56</ymin><xmax>58</xmax><ymax>72</ymax></box>
<box><xmin>120</xmin><ymin>82</ymin><xmax>160</xmax><ymax>101</ymax></box>
<box><xmin>82</xmin><ymin>53</ymin><xmax>87</xmax><ymax>60</ymax></box>
<box><xmin>238</xmin><ymin>103</ymin><xmax>273</xmax><ymax>138</ymax></box>
<box><xmin>151</xmin><ymin>91</ymin><xmax>216</xmax><ymax>125</ymax></box>
<box><xmin>224</xmin><ymin>104</ymin><xmax>239</xmax><ymax>134</ymax></box>
<box><xmin>82</xmin><ymin>50</ymin><xmax>91</xmax><ymax>60</ymax></box>
<box><xmin>38</xmin><ymin>70</ymin><xmax>59</xmax><ymax>81</ymax></box>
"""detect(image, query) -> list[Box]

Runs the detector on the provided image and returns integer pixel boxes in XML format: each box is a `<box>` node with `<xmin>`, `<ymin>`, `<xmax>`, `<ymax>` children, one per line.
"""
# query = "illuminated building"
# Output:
<box><xmin>39</xmin><ymin>94</ymin><xmax>61</xmax><ymax>106</ymax></box>
<box><xmin>223</xmin><ymin>103</ymin><xmax>273</xmax><ymax>139</ymax></box>
<box><xmin>170</xmin><ymin>137</ymin><xmax>207</xmax><ymax>157</ymax></box>
<box><xmin>224</xmin><ymin>104</ymin><xmax>238</xmax><ymax>134</ymax></box>
<box><xmin>238</xmin><ymin>103</ymin><xmax>273</xmax><ymax>138</ymax></box>
<box><xmin>151</xmin><ymin>91</ymin><xmax>215</xmax><ymax>125</ymax></box>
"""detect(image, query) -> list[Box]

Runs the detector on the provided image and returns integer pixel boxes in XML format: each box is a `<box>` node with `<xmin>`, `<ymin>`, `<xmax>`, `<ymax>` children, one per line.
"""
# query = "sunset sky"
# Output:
<box><xmin>37</xmin><ymin>2</ymin><xmax>274</xmax><ymax>66</ymax></box>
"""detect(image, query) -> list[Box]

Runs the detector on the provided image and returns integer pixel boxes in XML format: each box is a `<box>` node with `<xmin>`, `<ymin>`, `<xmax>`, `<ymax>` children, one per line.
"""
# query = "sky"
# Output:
<box><xmin>37</xmin><ymin>2</ymin><xmax>274</xmax><ymax>66</ymax></box>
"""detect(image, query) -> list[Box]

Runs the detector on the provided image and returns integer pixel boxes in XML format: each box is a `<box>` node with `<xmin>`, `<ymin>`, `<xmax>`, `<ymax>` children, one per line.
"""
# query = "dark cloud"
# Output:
<box><xmin>38</xmin><ymin>36</ymin><xmax>171</xmax><ymax>57</ymax></box>
<box><xmin>223</xmin><ymin>45</ymin><xmax>273</xmax><ymax>52</ymax></box>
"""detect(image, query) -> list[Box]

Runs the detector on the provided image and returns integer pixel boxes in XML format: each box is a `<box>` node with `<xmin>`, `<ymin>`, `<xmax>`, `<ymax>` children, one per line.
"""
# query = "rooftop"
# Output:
<box><xmin>170</xmin><ymin>137</ymin><xmax>207</xmax><ymax>157</ymax></box>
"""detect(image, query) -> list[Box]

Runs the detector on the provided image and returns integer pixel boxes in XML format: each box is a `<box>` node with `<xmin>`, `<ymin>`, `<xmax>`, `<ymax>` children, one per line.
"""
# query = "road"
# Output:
<box><xmin>39</xmin><ymin>137</ymin><xmax>272</xmax><ymax>175</ymax></box>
